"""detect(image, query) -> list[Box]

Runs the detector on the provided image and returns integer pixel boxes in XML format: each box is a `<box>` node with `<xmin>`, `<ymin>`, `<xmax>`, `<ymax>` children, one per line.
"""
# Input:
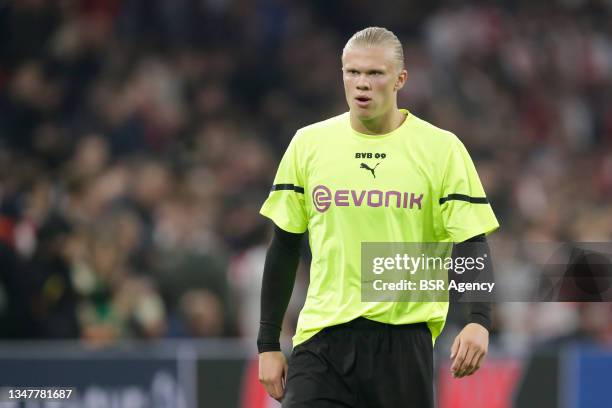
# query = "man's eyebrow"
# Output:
<box><xmin>343</xmin><ymin>67</ymin><xmax>386</xmax><ymax>72</ymax></box>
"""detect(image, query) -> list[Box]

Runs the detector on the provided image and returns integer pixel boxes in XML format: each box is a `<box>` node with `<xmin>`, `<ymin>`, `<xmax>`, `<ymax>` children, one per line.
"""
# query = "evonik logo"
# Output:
<box><xmin>312</xmin><ymin>185</ymin><xmax>424</xmax><ymax>213</ymax></box>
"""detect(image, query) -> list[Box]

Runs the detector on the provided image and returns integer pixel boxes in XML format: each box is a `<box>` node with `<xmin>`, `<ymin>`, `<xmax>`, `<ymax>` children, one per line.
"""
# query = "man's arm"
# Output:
<box><xmin>258</xmin><ymin>225</ymin><xmax>304</xmax><ymax>351</ymax></box>
<box><xmin>450</xmin><ymin>234</ymin><xmax>493</xmax><ymax>378</ymax></box>
<box><xmin>258</xmin><ymin>225</ymin><xmax>304</xmax><ymax>401</ymax></box>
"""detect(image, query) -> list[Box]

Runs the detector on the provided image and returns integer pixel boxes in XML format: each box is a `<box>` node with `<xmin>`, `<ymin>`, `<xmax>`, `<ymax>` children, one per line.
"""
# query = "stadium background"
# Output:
<box><xmin>1</xmin><ymin>0</ymin><xmax>611</xmax><ymax>407</ymax></box>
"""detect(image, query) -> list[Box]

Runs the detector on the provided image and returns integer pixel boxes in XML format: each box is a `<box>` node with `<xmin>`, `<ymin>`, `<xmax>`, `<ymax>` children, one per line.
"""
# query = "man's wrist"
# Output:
<box><xmin>468</xmin><ymin>314</ymin><xmax>491</xmax><ymax>332</ymax></box>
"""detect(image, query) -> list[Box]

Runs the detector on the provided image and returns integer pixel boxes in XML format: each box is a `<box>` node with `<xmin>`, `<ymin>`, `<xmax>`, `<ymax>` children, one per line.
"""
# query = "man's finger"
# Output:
<box><xmin>451</xmin><ymin>341</ymin><xmax>468</xmax><ymax>375</ymax></box>
<box><xmin>470</xmin><ymin>349</ymin><xmax>486</xmax><ymax>375</ymax></box>
<box><xmin>464</xmin><ymin>349</ymin><xmax>482</xmax><ymax>376</ymax></box>
<box><xmin>456</xmin><ymin>345</ymin><xmax>474</xmax><ymax>377</ymax></box>
<box><xmin>450</xmin><ymin>336</ymin><xmax>460</xmax><ymax>359</ymax></box>
<box><xmin>278</xmin><ymin>365</ymin><xmax>287</xmax><ymax>398</ymax></box>
<box><xmin>261</xmin><ymin>375</ymin><xmax>283</xmax><ymax>401</ymax></box>
<box><xmin>270</xmin><ymin>379</ymin><xmax>283</xmax><ymax>401</ymax></box>
<box><xmin>465</xmin><ymin>350</ymin><xmax>482</xmax><ymax>376</ymax></box>
<box><xmin>458</xmin><ymin>345</ymin><xmax>477</xmax><ymax>377</ymax></box>
<box><xmin>283</xmin><ymin>361</ymin><xmax>288</xmax><ymax>388</ymax></box>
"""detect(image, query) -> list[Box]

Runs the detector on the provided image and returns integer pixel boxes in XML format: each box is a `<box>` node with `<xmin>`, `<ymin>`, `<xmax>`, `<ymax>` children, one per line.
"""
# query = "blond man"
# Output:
<box><xmin>258</xmin><ymin>27</ymin><xmax>498</xmax><ymax>407</ymax></box>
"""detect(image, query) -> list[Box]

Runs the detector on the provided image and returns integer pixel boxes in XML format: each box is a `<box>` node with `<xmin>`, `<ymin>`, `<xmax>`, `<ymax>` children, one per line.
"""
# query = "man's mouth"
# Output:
<box><xmin>355</xmin><ymin>96</ymin><xmax>371</xmax><ymax>107</ymax></box>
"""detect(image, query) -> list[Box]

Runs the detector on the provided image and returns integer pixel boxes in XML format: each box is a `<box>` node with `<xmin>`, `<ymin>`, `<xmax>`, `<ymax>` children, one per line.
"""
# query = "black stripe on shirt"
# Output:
<box><xmin>271</xmin><ymin>184</ymin><xmax>305</xmax><ymax>194</ymax></box>
<box><xmin>439</xmin><ymin>194</ymin><xmax>488</xmax><ymax>205</ymax></box>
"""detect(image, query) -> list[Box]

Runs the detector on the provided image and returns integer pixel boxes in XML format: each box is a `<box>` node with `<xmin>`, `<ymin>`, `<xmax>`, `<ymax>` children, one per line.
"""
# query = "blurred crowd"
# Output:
<box><xmin>0</xmin><ymin>0</ymin><xmax>611</xmax><ymax>350</ymax></box>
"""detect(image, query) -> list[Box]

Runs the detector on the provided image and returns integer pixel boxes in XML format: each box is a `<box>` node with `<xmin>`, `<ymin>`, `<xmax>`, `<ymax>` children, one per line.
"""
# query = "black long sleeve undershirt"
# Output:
<box><xmin>257</xmin><ymin>228</ymin><xmax>494</xmax><ymax>353</ymax></box>
<box><xmin>257</xmin><ymin>226</ymin><xmax>304</xmax><ymax>353</ymax></box>
<box><xmin>453</xmin><ymin>234</ymin><xmax>494</xmax><ymax>331</ymax></box>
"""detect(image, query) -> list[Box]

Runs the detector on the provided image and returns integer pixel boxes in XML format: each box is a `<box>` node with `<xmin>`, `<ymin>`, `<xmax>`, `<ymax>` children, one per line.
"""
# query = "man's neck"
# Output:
<box><xmin>350</xmin><ymin>108</ymin><xmax>407</xmax><ymax>135</ymax></box>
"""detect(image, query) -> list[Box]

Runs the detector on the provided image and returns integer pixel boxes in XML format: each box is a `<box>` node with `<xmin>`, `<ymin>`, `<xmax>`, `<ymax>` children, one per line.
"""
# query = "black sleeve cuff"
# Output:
<box><xmin>257</xmin><ymin>321</ymin><xmax>282</xmax><ymax>353</ymax></box>
<box><xmin>257</xmin><ymin>341</ymin><xmax>281</xmax><ymax>353</ymax></box>
<box><xmin>469</xmin><ymin>311</ymin><xmax>491</xmax><ymax>332</ymax></box>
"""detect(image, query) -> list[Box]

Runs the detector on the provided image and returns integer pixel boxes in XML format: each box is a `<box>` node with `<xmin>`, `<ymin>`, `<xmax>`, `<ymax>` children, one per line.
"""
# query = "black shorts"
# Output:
<box><xmin>282</xmin><ymin>317</ymin><xmax>434</xmax><ymax>408</ymax></box>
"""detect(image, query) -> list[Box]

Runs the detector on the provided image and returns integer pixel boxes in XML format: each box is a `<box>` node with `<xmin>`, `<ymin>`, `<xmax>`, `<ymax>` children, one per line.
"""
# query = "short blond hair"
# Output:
<box><xmin>343</xmin><ymin>27</ymin><xmax>405</xmax><ymax>70</ymax></box>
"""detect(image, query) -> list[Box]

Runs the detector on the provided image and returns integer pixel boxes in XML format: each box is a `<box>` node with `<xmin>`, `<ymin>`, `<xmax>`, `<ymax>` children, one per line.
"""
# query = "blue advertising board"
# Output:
<box><xmin>562</xmin><ymin>345</ymin><xmax>612</xmax><ymax>408</ymax></box>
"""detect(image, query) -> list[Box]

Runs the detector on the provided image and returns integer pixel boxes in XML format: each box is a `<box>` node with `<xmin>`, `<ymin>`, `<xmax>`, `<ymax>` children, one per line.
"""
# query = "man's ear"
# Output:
<box><xmin>395</xmin><ymin>69</ymin><xmax>408</xmax><ymax>91</ymax></box>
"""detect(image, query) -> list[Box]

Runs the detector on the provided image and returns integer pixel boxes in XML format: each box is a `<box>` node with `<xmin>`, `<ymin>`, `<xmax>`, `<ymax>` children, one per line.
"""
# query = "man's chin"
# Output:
<box><xmin>351</xmin><ymin>107</ymin><xmax>375</xmax><ymax>119</ymax></box>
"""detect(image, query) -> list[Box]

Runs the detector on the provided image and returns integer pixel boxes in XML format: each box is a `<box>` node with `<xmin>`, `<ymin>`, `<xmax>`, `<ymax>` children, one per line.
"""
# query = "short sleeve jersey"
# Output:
<box><xmin>260</xmin><ymin>110</ymin><xmax>499</xmax><ymax>347</ymax></box>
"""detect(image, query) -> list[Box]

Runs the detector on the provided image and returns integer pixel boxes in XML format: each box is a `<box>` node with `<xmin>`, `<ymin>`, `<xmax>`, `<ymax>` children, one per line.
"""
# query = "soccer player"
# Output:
<box><xmin>257</xmin><ymin>27</ymin><xmax>499</xmax><ymax>407</ymax></box>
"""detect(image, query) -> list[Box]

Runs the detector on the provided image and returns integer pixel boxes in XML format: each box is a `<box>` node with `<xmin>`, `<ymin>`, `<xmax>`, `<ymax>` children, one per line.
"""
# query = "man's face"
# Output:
<box><xmin>342</xmin><ymin>45</ymin><xmax>406</xmax><ymax>120</ymax></box>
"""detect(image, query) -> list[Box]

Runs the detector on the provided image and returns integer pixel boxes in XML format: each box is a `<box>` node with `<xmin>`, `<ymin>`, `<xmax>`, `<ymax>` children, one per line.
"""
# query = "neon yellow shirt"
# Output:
<box><xmin>260</xmin><ymin>109</ymin><xmax>499</xmax><ymax>347</ymax></box>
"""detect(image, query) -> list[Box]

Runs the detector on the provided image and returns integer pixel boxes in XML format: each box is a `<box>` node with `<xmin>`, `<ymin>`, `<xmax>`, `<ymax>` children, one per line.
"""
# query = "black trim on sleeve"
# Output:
<box><xmin>439</xmin><ymin>194</ymin><xmax>488</xmax><ymax>205</ymax></box>
<box><xmin>271</xmin><ymin>184</ymin><xmax>305</xmax><ymax>194</ymax></box>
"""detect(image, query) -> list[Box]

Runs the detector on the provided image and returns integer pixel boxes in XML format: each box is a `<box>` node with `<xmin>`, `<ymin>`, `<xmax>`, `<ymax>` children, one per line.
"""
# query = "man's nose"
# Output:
<box><xmin>356</xmin><ymin>75</ymin><xmax>370</xmax><ymax>90</ymax></box>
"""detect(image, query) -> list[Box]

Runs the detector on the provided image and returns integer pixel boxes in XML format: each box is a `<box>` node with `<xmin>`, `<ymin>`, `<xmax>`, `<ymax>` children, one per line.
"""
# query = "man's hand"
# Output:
<box><xmin>450</xmin><ymin>323</ymin><xmax>489</xmax><ymax>378</ymax></box>
<box><xmin>259</xmin><ymin>351</ymin><xmax>288</xmax><ymax>401</ymax></box>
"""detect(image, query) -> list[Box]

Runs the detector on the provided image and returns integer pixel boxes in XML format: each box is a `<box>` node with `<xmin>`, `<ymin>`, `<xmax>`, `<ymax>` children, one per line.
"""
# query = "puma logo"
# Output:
<box><xmin>360</xmin><ymin>162</ymin><xmax>380</xmax><ymax>178</ymax></box>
